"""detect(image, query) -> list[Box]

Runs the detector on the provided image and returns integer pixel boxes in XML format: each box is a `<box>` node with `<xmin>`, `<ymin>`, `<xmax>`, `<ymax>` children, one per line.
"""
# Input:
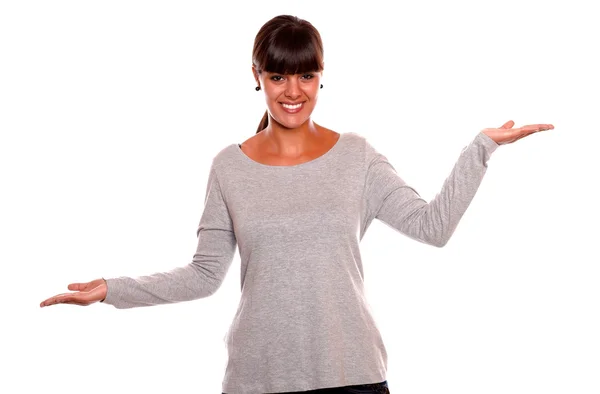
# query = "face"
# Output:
<box><xmin>254</xmin><ymin>67</ymin><xmax>322</xmax><ymax>130</ymax></box>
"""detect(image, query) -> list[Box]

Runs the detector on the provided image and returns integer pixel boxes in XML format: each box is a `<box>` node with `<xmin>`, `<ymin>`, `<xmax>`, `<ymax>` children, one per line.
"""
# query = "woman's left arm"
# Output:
<box><xmin>361</xmin><ymin>120</ymin><xmax>554</xmax><ymax>247</ymax></box>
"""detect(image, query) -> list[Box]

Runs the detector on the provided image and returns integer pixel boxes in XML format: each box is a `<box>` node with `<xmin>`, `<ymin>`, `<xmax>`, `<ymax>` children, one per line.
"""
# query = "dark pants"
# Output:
<box><xmin>223</xmin><ymin>380</ymin><xmax>390</xmax><ymax>393</ymax></box>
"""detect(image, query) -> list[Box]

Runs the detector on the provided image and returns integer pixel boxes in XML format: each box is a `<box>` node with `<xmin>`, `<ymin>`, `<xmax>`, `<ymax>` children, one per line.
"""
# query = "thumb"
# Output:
<box><xmin>68</xmin><ymin>282</ymin><xmax>91</xmax><ymax>291</ymax></box>
<box><xmin>500</xmin><ymin>120</ymin><xmax>515</xmax><ymax>129</ymax></box>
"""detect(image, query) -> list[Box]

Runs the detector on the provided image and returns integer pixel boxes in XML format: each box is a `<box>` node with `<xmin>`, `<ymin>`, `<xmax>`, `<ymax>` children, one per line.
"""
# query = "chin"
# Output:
<box><xmin>273</xmin><ymin>115</ymin><xmax>309</xmax><ymax>129</ymax></box>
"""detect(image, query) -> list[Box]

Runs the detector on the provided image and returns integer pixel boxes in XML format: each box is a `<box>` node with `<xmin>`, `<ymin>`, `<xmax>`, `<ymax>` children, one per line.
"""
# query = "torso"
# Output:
<box><xmin>239</xmin><ymin>125</ymin><xmax>340</xmax><ymax>167</ymax></box>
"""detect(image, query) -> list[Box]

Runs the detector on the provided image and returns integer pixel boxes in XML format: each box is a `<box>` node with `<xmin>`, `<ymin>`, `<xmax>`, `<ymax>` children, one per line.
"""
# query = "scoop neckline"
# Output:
<box><xmin>234</xmin><ymin>133</ymin><xmax>345</xmax><ymax>169</ymax></box>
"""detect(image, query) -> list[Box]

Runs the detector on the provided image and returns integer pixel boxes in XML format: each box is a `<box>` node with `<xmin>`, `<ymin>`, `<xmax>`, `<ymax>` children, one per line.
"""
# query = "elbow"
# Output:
<box><xmin>427</xmin><ymin>233</ymin><xmax>450</xmax><ymax>248</ymax></box>
<box><xmin>414</xmin><ymin>234</ymin><xmax>448</xmax><ymax>248</ymax></box>
<box><xmin>203</xmin><ymin>279</ymin><xmax>224</xmax><ymax>297</ymax></box>
<box><xmin>433</xmin><ymin>238</ymin><xmax>449</xmax><ymax>248</ymax></box>
<box><xmin>406</xmin><ymin>206</ymin><xmax>452</xmax><ymax>248</ymax></box>
<box><xmin>436</xmin><ymin>231</ymin><xmax>453</xmax><ymax>248</ymax></box>
<box><xmin>409</xmin><ymin>230</ymin><xmax>450</xmax><ymax>248</ymax></box>
<box><xmin>188</xmin><ymin>261</ymin><xmax>227</xmax><ymax>298</ymax></box>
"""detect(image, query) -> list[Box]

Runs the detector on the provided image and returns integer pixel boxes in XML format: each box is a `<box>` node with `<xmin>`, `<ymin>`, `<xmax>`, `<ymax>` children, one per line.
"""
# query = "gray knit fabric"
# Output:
<box><xmin>102</xmin><ymin>131</ymin><xmax>499</xmax><ymax>393</ymax></box>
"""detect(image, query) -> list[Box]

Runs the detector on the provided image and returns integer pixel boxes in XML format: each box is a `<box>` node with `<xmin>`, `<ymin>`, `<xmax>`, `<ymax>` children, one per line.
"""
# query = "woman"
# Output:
<box><xmin>40</xmin><ymin>14</ymin><xmax>553</xmax><ymax>394</ymax></box>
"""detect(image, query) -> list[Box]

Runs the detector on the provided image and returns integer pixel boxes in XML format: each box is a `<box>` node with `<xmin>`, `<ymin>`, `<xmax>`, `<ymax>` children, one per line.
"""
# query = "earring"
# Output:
<box><xmin>320</xmin><ymin>84</ymin><xmax>323</xmax><ymax>89</ymax></box>
<box><xmin>255</xmin><ymin>86</ymin><xmax>261</xmax><ymax>91</ymax></box>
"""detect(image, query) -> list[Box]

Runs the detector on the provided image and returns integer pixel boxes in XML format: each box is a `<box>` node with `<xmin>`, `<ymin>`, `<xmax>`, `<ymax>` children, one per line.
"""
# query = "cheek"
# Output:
<box><xmin>263</xmin><ymin>88</ymin><xmax>280</xmax><ymax>105</ymax></box>
<box><xmin>307</xmin><ymin>86</ymin><xmax>321</xmax><ymax>101</ymax></box>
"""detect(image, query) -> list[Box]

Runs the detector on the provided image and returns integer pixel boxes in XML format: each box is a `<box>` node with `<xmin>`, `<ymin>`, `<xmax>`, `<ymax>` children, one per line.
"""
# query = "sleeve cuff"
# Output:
<box><xmin>101</xmin><ymin>277</ymin><xmax>123</xmax><ymax>306</ymax></box>
<box><xmin>476</xmin><ymin>131</ymin><xmax>500</xmax><ymax>154</ymax></box>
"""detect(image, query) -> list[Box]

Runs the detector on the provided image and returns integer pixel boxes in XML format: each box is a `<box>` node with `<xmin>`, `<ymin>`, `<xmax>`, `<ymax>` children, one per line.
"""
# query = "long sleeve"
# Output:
<box><xmin>102</xmin><ymin>163</ymin><xmax>237</xmax><ymax>309</ymax></box>
<box><xmin>361</xmin><ymin>131</ymin><xmax>499</xmax><ymax>247</ymax></box>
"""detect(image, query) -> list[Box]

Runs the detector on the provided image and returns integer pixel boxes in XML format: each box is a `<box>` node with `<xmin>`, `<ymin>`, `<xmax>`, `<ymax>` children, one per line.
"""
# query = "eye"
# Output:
<box><xmin>270</xmin><ymin>75</ymin><xmax>284</xmax><ymax>81</ymax></box>
<box><xmin>301</xmin><ymin>74</ymin><xmax>314</xmax><ymax>80</ymax></box>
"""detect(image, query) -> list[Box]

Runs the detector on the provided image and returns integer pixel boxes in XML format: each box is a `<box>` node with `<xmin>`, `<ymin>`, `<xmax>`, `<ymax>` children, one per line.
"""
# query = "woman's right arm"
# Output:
<box><xmin>40</xmin><ymin>163</ymin><xmax>238</xmax><ymax>309</ymax></box>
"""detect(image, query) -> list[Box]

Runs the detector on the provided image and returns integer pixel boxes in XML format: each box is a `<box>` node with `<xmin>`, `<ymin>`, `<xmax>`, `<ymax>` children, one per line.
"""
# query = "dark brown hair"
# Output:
<box><xmin>252</xmin><ymin>15</ymin><xmax>324</xmax><ymax>134</ymax></box>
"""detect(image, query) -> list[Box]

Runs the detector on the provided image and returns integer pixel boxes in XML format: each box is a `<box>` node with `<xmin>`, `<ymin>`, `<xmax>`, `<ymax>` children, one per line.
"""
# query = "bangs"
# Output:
<box><xmin>256</xmin><ymin>28</ymin><xmax>323</xmax><ymax>75</ymax></box>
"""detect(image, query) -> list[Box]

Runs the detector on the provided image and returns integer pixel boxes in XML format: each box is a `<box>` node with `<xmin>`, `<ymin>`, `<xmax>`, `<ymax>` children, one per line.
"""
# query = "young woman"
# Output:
<box><xmin>40</xmin><ymin>14</ymin><xmax>554</xmax><ymax>394</ymax></box>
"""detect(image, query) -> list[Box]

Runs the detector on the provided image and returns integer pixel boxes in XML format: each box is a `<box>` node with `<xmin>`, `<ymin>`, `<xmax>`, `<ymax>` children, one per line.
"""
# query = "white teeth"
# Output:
<box><xmin>282</xmin><ymin>103</ymin><xmax>302</xmax><ymax>109</ymax></box>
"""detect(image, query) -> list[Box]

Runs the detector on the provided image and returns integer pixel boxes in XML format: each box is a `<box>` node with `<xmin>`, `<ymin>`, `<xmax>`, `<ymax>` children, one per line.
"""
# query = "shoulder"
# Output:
<box><xmin>338</xmin><ymin>132</ymin><xmax>387</xmax><ymax>165</ymax></box>
<box><xmin>342</xmin><ymin>131</ymin><xmax>367</xmax><ymax>144</ymax></box>
<box><xmin>209</xmin><ymin>142</ymin><xmax>240</xmax><ymax>172</ymax></box>
<box><xmin>336</xmin><ymin>131</ymin><xmax>372</xmax><ymax>154</ymax></box>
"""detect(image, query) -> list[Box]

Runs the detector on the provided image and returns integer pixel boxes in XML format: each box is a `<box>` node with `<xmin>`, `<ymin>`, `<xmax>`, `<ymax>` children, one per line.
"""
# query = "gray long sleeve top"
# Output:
<box><xmin>102</xmin><ymin>131</ymin><xmax>499</xmax><ymax>393</ymax></box>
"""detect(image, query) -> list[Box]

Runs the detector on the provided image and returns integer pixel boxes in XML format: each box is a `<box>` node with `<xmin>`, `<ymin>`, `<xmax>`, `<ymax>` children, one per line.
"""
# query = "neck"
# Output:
<box><xmin>261</xmin><ymin>117</ymin><xmax>325</xmax><ymax>156</ymax></box>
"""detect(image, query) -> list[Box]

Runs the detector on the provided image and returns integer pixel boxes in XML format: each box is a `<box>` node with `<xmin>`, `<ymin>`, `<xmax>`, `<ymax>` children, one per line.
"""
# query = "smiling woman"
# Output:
<box><xmin>251</xmin><ymin>15</ymin><xmax>324</xmax><ymax>133</ymax></box>
<box><xmin>38</xmin><ymin>12</ymin><xmax>554</xmax><ymax>394</ymax></box>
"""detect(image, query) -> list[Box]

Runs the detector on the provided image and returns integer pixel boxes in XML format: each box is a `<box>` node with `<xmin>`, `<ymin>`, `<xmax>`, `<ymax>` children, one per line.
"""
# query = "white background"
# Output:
<box><xmin>2</xmin><ymin>1</ymin><xmax>599</xmax><ymax>393</ymax></box>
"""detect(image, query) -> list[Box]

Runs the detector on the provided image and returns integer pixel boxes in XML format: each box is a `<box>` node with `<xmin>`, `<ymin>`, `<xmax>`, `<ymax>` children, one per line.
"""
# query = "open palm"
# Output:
<box><xmin>482</xmin><ymin>120</ymin><xmax>554</xmax><ymax>145</ymax></box>
<box><xmin>40</xmin><ymin>278</ymin><xmax>107</xmax><ymax>307</ymax></box>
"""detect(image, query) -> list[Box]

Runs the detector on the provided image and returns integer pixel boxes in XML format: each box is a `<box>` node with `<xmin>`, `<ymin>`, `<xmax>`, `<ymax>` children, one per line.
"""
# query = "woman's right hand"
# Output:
<box><xmin>40</xmin><ymin>278</ymin><xmax>108</xmax><ymax>308</ymax></box>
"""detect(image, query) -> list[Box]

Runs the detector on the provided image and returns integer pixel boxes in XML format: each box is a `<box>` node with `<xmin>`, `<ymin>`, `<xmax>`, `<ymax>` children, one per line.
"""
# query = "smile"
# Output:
<box><xmin>280</xmin><ymin>102</ymin><xmax>304</xmax><ymax>114</ymax></box>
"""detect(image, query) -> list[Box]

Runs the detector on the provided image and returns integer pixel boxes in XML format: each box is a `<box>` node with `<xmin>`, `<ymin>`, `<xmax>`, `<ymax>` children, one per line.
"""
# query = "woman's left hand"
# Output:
<box><xmin>482</xmin><ymin>120</ymin><xmax>554</xmax><ymax>145</ymax></box>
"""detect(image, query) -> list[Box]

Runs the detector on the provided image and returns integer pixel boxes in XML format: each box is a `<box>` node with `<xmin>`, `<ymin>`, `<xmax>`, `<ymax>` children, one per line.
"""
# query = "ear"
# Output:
<box><xmin>252</xmin><ymin>66</ymin><xmax>260</xmax><ymax>85</ymax></box>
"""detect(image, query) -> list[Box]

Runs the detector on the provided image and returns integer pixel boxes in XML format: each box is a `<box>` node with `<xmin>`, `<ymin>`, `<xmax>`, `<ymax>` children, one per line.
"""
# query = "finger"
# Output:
<box><xmin>68</xmin><ymin>282</ymin><xmax>89</xmax><ymax>291</ymax></box>
<box><xmin>500</xmin><ymin>120</ymin><xmax>515</xmax><ymax>129</ymax></box>
<box><xmin>535</xmin><ymin>123</ymin><xmax>554</xmax><ymax>131</ymax></box>
<box><xmin>40</xmin><ymin>293</ymin><xmax>73</xmax><ymax>307</ymax></box>
<box><xmin>514</xmin><ymin>126</ymin><xmax>536</xmax><ymax>136</ymax></box>
<box><xmin>523</xmin><ymin>124</ymin><xmax>554</xmax><ymax>132</ymax></box>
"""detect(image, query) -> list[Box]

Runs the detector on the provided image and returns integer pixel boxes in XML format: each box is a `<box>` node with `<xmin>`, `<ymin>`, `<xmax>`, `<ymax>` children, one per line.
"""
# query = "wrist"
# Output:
<box><xmin>100</xmin><ymin>277</ymin><xmax>107</xmax><ymax>302</ymax></box>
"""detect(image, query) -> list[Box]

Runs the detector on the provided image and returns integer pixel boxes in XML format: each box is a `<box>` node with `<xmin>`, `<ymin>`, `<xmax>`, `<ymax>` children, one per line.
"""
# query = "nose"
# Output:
<box><xmin>284</xmin><ymin>77</ymin><xmax>301</xmax><ymax>99</ymax></box>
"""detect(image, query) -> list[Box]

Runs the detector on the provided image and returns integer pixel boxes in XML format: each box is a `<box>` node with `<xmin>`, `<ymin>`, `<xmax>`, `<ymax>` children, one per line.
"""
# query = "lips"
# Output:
<box><xmin>279</xmin><ymin>102</ymin><xmax>304</xmax><ymax>114</ymax></box>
